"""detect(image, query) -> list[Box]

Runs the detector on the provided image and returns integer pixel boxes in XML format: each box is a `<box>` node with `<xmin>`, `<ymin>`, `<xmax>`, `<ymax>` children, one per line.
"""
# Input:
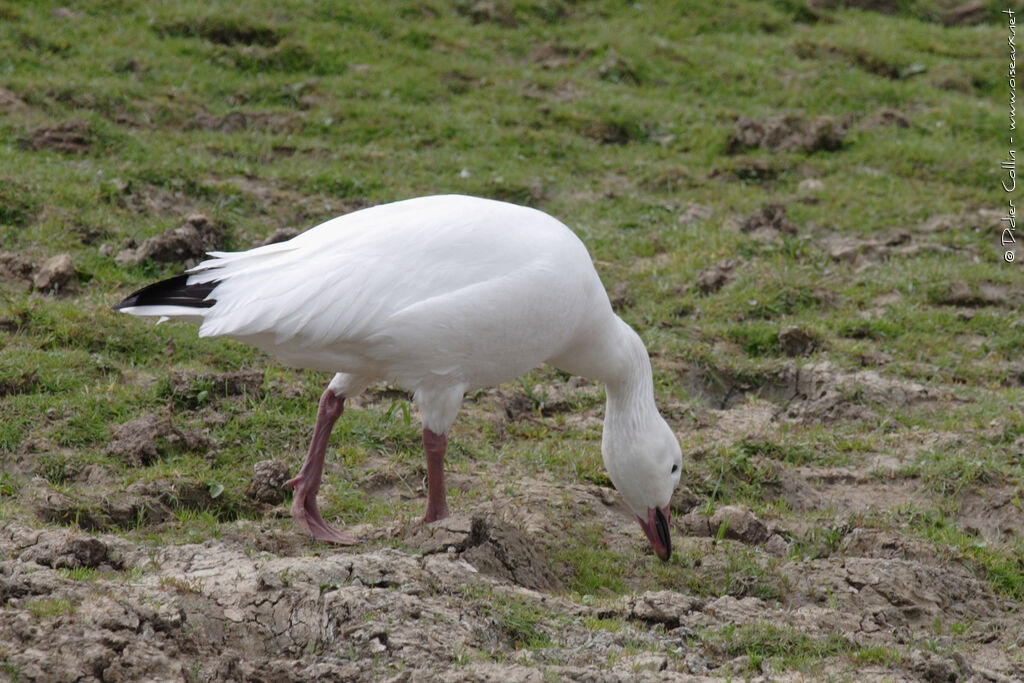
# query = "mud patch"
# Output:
<box><xmin>100</xmin><ymin>178</ymin><xmax>196</xmax><ymax>218</ymax></box>
<box><xmin>859</xmin><ymin>107</ymin><xmax>912</xmax><ymax>129</ymax></box>
<box><xmin>958</xmin><ymin>488</ymin><xmax>1024</xmax><ymax>542</ymax></box>
<box><xmin>678</xmin><ymin>360</ymin><xmax>948</xmax><ymax>422</ymax></box>
<box><xmin>0</xmin><ymin>369</ymin><xmax>40</xmax><ymax>397</ymax></box>
<box><xmin>29</xmin><ymin>475</ymin><xmax>224</xmax><ymax>531</ymax></box>
<box><xmin>405</xmin><ymin>514</ymin><xmax>563</xmax><ymax>591</ymax></box>
<box><xmin>753</xmin><ymin>458</ymin><xmax>824</xmax><ymax>511</ymax></box>
<box><xmin>154</xmin><ymin>16</ymin><xmax>281</xmax><ymax>46</ymax></box>
<box><xmin>677</xmin><ymin>505</ymin><xmax>771</xmax><ymax>545</ymax></box>
<box><xmin>188</xmin><ymin>110</ymin><xmax>302</xmax><ymax>133</ymax></box>
<box><xmin>21</xmin><ymin>119</ymin><xmax>93</xmax><ymax>154</ymax></box>
<box><xmin>825</xmin><ymin>229</ymin><xmax>958</xmax><ymax>266</ymax></box>
<box><xmin>169</xmin><ymin>368</ymin><xmax>265</xmax><ymax>408</ymax></box>
<box><xmin>0</xmin><ymin>251</ymin><xmax>35</xmax><ymax>286</ymax></box>
<box><xmin>726</xmin><ymin>115</ymin><xmax>846</xmax><ymax>154</ymax></box>
<box><xmin>477</xmin><ymin>375</ymin><xmax>603</xmax><ymax>428</ymax></box>
<box><xmin>932</xmin><ymin>281</ymin><xmax>1012</xmax><ymax>308</ymax></box>
<box><xmin>530</xmin><ymin>42</ymin><xmax>588</xmax><ymax>70</ymax></box>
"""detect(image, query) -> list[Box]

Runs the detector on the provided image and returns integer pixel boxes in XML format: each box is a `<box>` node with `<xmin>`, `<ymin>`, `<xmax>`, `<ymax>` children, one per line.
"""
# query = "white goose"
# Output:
<box><xmin>115</xmin><ymin>195</ymin><xmax>681</xmax><ymax>560</ymax></box>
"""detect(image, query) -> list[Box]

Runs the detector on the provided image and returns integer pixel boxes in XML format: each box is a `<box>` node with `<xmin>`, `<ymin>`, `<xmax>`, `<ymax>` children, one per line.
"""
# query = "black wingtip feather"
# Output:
<box><xmin>113</xmin><ymin>274</ymin><xmax>221</xmax><ymax>311</ymax></box>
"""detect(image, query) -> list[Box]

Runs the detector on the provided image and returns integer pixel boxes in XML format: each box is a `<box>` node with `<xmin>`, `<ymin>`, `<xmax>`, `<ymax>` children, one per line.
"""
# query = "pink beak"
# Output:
<box><xmin>637</xmin><ymin>506</ymin><xmax>672</xmax><ymax>561</ymax></box>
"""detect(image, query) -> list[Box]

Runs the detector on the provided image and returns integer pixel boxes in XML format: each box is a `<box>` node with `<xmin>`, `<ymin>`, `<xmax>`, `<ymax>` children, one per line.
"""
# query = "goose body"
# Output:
<box><xmin>116</xmin><ymin>195</ymin><xmax>682</xmax><ymax>559</ymax></box>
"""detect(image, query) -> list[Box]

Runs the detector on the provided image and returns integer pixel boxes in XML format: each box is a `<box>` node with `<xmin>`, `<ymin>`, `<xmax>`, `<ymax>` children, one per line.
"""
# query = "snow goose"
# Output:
<box><xmin>114</xmin><ymin>195</ymin><xmax>682</xmax><ymax>560</ymax></box>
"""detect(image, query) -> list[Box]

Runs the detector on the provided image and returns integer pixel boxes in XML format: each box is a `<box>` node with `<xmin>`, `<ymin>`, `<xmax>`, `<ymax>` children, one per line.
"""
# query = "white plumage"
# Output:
<box><xmin>116</xmin><ymin>195</ymin><xmax>681</xmax><ymax>560</ymax></box>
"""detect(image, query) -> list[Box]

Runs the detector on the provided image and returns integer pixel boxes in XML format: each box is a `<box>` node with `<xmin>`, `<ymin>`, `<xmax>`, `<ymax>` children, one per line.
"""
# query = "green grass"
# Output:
<box><xmin>693</xmin><ymin>621</ymin><xmax>900</xmax><ymax>675</ymax></box>
<box><xmin>25</xmin><ymin>597</ymin><xmax>76</xmax><ymax>620</ymax></box>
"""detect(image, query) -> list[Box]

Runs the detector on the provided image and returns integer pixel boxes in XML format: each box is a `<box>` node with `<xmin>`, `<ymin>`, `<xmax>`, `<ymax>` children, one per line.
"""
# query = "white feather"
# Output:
<box><xmin>119</xmin><ymin>194</ymin><xmax>681</xmax><ymax>517</ymax></box>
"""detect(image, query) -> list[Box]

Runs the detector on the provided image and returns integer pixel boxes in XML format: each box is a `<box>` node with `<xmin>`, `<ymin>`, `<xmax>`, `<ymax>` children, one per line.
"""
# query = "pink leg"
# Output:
<box><xmin>422</xmin><ymin>429</ymin><xmax>449</xmax><ymax>523</ymax></box>
<box><xmin>284</xmin><ymin>389</ymin><xmax>356</xmax><ymax>544</ymax></box>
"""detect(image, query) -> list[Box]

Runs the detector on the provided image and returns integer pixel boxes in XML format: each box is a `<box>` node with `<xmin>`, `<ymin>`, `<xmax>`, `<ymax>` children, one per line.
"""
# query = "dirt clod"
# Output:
<box><xmin>33</xmin><ymin>253</ymin><xmax>77</xmax><ymax>294</ymax></box>
<box><xmin>726</xmin><ymin>115</ymin><xmax>846</xmax><ymax>154</ymax></box>
<box><xmin>778</xmin><ymin>325</ymin><xmax>816</xmax><ymax>357</ymax></box>
<box><xmin>694</xmin><ymin>259</ymin><xmax>737</xmax><ymax>294</ymax></box>
<box><xmin>246</xmin><ymin>460</ymin><xmax>290</xmax><ymax>505</ymax></box>
<box><xmin>108</xmin><ymin>414</ymin><xmax>210</xmax><ymax>467</ymax></box>
<box><xmin>739</xmin><ymin>204</ymin><xmax>798</xmax><ymax>238</ymax></box>
<box><xmin>0</xmin><ymin>251</ymin><xmax>35</xmax><ymax>283</ymax></box>
<box><xmin>116</xmin><ymin>213</ymin><xmax>225</xmax><ymax>268</ymax></box>
<box><xmin>21</xmin><ymin>533</ymin><xmax>110</xmax><ymax>569</ymax></box>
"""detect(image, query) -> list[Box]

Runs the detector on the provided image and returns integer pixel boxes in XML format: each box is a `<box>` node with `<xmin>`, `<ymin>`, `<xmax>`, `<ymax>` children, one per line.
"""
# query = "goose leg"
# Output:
<box><xmin>422</xmin><ymin>429</ymin><xmax>449</xmax><ymax>523</ymax></box>
<box><xmin>285</xmin><ymin>388</ymin><xmax>356</xmax><ymax>544</ymax></box>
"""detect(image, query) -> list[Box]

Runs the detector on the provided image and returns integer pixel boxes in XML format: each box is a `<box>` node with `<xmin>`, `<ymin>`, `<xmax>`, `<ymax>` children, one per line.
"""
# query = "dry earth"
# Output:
<box><xmin>2</xmin><ymin>363</ymin><xmax>1022</xmax><ymax>682</ymax></box>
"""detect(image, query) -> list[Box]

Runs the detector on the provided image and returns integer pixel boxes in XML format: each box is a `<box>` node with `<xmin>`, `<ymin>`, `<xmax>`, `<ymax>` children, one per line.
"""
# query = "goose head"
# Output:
<box><xmin>603</xmin><ymin>412</ymin><xmax>682</xmax><ymax>561</ymax></box>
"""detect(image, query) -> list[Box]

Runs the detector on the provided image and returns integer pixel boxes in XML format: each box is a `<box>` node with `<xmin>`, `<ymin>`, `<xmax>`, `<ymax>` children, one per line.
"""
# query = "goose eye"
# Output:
<box><xmin>671</xmin><ymin>464</ymin><xmax>679</xmax><ymax>474</ymax></box>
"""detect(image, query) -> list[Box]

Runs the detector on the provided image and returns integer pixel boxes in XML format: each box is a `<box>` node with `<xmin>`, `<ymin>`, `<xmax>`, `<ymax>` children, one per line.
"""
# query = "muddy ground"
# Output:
<box><xmin>2</xmin><ymin>359</ymin><xmax>1022</xmax><ymax>682</ymax></box>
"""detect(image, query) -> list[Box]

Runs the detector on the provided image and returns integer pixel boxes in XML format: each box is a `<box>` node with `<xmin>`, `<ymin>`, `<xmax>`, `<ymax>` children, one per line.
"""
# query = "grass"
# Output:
<box><xmin>24</xmin><ymin>597</ymin><xmax>76</xmax><ymax>620</ymax></box>
<box><xmin>0</xmin><ymin>0</ymin><xmax>1020</xmax><ymax>677</ymax></box>
<box><xmin>692</xmin><ymin>621</ymin><xmax>901</xmax><ymax>675</ymax></box>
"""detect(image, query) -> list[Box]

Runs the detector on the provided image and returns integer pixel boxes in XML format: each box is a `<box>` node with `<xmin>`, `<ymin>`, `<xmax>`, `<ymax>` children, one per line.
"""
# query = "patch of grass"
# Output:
<box><xmin>463</xmin><ymin>586</ymin><xmax>555</xmax><ymax>650</ymax></box>
<box><xmin>693</xmin><ymin>621</ymin><xmax>860</xmax><ymax>674</ymax></box>
<box><xmin>25</xmin><ymin>597</ymin><xmax>76</xmax><ymax>620</ymax></box>
<box><xmin>57</xmin><ymin>566</ymin><xmax>101</xmax><ymax>583</ymax></box>
<box><xmin>557</xmin><ymin>524</ymin><xmax>629</xmax><ymax>596</ymax></box>
<box><xmin>906</xmin><ymin>507</ymin><xmax>1024</xmax><ymax>602</ymax></box>
<box><xmin>737</xmin><ymin>437</ymin><xmax>818</xmax><ymax>466</ymax></box>
<box><xmin>652</xmin><ymin>542</ymin><xmax>787</xmax><ymax>601</ymax></box>
<box><xmin>582</xmin><ymin>615</ymin><xmax>626</xmax><ymax>633</ymax></box>
<box><xmin>0</xmin><ymin>660</ymin><xmax>22</xmax><ymax>682</ymax></box>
